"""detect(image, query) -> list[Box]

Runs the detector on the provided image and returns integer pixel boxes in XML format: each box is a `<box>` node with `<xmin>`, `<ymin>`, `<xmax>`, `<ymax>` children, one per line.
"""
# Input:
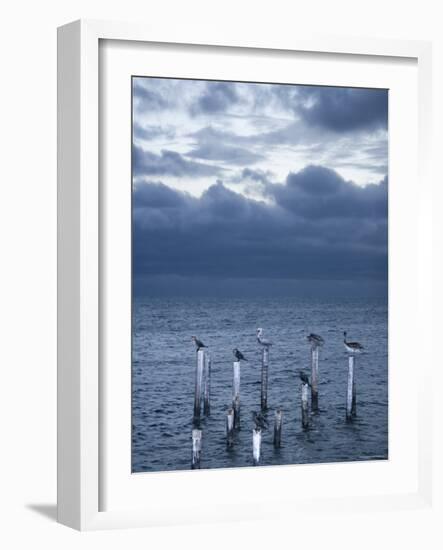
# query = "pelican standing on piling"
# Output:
<box><xmin>252</xmin><ymin>411</ymin><xmax>268</xmax><ymax>430</ymax></box>
<box><xmin>307</xmin><ymin>333</ymin><xmax>324</xmax><ymax>347</ymax></box>
<box><xmin>191</xmin><ymin>336</ymin><xmax>207</xmax><ymax>351</ymax></box>
<box><xmin>256</xmin><ymin>328</ymin><xmax>273</xmax><ymax>348</ymax></box>
<box><xmin>343</xmin><ymin>332</ymin><xmax>364</xmax><ymax>354</ymax></box>
<box><xmin>299</xmin><ymin>371</ymin><xmax>311</xmax><ymax>386</ymax></box>
<box><xmin>233</xmin><ymin>348</ymin><xmax>248</xmax><ymax>362</ymax></box>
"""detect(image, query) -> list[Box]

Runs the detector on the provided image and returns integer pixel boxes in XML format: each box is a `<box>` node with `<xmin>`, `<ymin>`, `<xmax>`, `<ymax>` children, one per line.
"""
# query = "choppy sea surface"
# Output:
<box><xmin>132</xmin><ymin>297</ymin><xmax>388</xmax><ymax>472</ymax></box>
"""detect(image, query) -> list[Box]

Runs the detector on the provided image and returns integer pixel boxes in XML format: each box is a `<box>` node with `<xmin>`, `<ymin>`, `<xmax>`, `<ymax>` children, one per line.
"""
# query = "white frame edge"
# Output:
<box><xmin>58</xmin><ymin>19</ymin><xmax>100</xmax><ymax>531</ymax></box>
<box><xmin>58</xmin><ymin>21</ymin><xmax>82</xmax><ymax>530</ymax></box>
<box><xmin>57</xmin><ymin>19</ymin><xmax>433</xmax><ymax>531</ymax></box>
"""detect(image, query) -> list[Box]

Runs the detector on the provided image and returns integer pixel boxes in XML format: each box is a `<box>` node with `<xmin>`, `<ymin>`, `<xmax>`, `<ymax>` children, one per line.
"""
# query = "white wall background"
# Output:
<box><xmin>0</xmin><ymin>1</ymin><xmax>441</xmax><ymax>548</ymax></box>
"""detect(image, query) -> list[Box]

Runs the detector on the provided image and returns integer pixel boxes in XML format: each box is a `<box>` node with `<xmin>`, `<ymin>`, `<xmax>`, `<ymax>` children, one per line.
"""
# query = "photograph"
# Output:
<box><xmin>131</xmin><ymin>76</ymin><xmax>389</xmax><ymax>473</ymax></box>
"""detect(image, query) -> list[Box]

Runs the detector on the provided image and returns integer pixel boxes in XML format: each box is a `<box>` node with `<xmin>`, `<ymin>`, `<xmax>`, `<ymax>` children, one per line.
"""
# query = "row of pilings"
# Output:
<box><xmin>191</xmin><ymin>346</ymin><xmax>358</xmax><ymax>469</ymax></box>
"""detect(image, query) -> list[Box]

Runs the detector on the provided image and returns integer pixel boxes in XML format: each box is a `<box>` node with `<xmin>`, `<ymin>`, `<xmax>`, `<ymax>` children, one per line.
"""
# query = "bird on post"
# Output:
<box><xmin>299</xmin><ymin>371</ymin><xmax>311</xmax><ymax>386</ymax></box>
<box><xmin>343</xmin><ymin>331</ymin><xmax>364</xmax><ymax>354</ymax></box>
<box><xmin>307</xmin><ymin>333</ymin><xmax>324</xmax><ymax>347</ymax></box>
<box><xmin>256</xmin><ymin>328</ymin><xmax>273</xmax><ymax>348</ymax></box>
<box><xmin>233</xmin><ymin>348</ymin><xmax>248</xmax><ymax>362</ymax></box>
<box><xmin>191</xmin><ymin>336</ymin><xmax>207</xmax><ymax>351</ymax></box>
<box><xmin>252</xmin><ymin>411</ymin><xmax>268</xmax><ymax>430</ymax></box>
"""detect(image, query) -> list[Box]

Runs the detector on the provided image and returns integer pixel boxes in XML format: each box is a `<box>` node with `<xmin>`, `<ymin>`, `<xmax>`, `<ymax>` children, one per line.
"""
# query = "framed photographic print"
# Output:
<box><xmin>130</xmin><ymin>75</ymin><xmax>389</xmax><ymax>474</ymax></box>
<box><xmin>57</xmin><ymin>20</ymin><xmax>434</xmax><ymax>530</ymax></box>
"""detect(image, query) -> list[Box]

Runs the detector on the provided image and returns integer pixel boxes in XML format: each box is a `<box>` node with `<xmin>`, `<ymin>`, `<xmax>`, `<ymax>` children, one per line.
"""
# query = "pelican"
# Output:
<box><xmin>233</xmin><ymin>348</ymin><xmax>248</xmax><ymax>362</ymax></box>
<box><xmin>299</xmin><ymin>371</ymin><xmax>311</xmax><ymax>386</ymax></box>
<box><xmin>343</xmin><ymin>331</ymin><xmax>364</xmax><ymax>354</ymax></box>
<box><xmin>252</xmin><ymin>411</ymin><xmax>268</xmax><ymax>430</ymax></box>
<box><xmin>256</xmin><ymin>328</ymin><xmax>273</xmax><ymax>348</ymax></box>
<box><xmin>307</xmin><ymin>333</ymin><xmax>324</xmax><ymax>347</ymax></box>
<box><xmin>191</xmin><ymin>336</ymin><xmax>207</xmax><ymax>351</ymax></box>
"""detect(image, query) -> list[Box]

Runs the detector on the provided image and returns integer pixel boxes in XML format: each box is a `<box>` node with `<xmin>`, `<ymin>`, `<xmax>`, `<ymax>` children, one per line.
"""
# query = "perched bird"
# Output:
<box><xmin>343</xmin><ymin>331</ymin><xmax>364</xmax><ymax>354</ymax></box>
<box><xmin>256</xmin><ymin>328</ymin><xmax>273</xmax><ymax>348</ymax></box>
<box><xmin>252</xmin><ymin>411</ymin><xmax>268</xmax><ymax>430</ymax></box>
<box><xmin>233</xmin><ymin>348</ymin><xmax>248</xmax><ymax>362</ymax></box>
<box><xmin>191</xmin><ymin>336</ymin><xmax>207</xmax><ymax>351</ymax></box>
<box><xmin>299</xmin><ymin>371</ymin><xmax>311</xmax><ymax>386</ymax></box>
<box><xmin>307</xmin><ymin>333</ymin><xmax>324</xmax><ymax>347</ymax></box>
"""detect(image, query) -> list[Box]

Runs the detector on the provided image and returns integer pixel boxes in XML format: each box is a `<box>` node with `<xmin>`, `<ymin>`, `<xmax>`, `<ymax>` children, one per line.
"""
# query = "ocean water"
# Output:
<box><xmin>132</xmin><ymin>297</ymin><xmax>388</xmax><ymax>472</ymax></box>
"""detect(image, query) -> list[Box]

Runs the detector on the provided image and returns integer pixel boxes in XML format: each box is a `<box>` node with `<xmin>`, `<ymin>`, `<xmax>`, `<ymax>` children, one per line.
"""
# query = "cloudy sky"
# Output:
<box><xmin>132</xmin><ymin>77</ymin><xmax>388</xmax><ymax>298</ymax></box>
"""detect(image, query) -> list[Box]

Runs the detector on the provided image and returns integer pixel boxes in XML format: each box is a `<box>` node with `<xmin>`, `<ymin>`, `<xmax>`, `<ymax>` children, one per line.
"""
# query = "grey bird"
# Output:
<box><xmin>343</xmin><ymin>331</ymin><xmax>364</xmax><ymax>354</ymax></box>
<box><xmin>252</xmin><ymin>411</ymin><xmax>268</xmax><ymax>430</ymax></box>
<box><xmin>307</xmin><ymin>333</ymin><xmax>324</xmax><ymax>347</ymax></box>
<box><xmin>191</xmin><ymin>336</ymin><xmax>207</xmax><ymax>351</ymax></box>
<box><xmin>256</xmin><ymin>327</ymin><xmax>273</xmax><ymax>348</ymax></box>
<box><xmin>233</xmin><ymin>348</ymin><xmax>248</xmax><ymax>362</ymax></box>
<box><xmin>299</xmin><ymin>371</ymin><xmax>311</xmax><ymax>386</ymax></box>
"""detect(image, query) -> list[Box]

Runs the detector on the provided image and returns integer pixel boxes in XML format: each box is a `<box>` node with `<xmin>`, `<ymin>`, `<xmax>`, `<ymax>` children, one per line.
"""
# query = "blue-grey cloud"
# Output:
<box><xmin>296</xmin><ymin>86</ymin><xmax>388</xmax><ymax>133</ymax></box>
<box><xmin>269</xmin><ymin>165</ymin><xmax>387</xmax><ymax>220</ymax></box>
<box><xmin>189</xmin><ymin>123</ymin><xmax>296</xmax><ymax>147</ymax></box>
<box><xmin>237</xmin><ymin>168</ymin><xmax>275</xmax><ymax>185</ymax></box>
<box><xmin>193</xmin><ymin>82</ymin><xmax>240</xmax><ymax>114</ymax></box>
<box><xmin>133</xmin><ymin>145</ymin><xmax>221</xmax><ymax>178</ymax></box>
<box><xmin>134</xmin><ymin>123</ymin><xmax>175</xmax><ymax>141</ymax></box>
<box><xmin>187</xmin><ymin>143</ymin><xmax>263</xmax><ymax>165</ymax></box>
<box><xmin>131</xmin><ymin>78</ymin><xmax>388</xmax><ymax>297</ymax></box>
<box><xmin>133</xmin><ymin>166</ymin><xmax>387</xmax><ymax>292</ymax></box>
<box><xmin>133</xmin><ymin>83</ymin><xmax>170</xmax><ymax>110</ymax></box>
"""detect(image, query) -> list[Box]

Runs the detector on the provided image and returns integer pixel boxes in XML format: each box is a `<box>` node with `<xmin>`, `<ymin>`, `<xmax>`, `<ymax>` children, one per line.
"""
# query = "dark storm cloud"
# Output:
<box><xmin>190</xmin><ymin>85</ymin><xmax>388</xmax><ymax>138</ymax></box>
<box><xmin>268</xmin><ymin>165</ymin><xmax>387</xmax><ymax>220</ymax></box>
<box><xmin>133</xmin><ymin>145</ymin><xmax>221</xmax><ymax>178</ymax></box>
<box><xmin>295</xmin><ymin>87</ymin><xmax>388</xmax><ymax>133</ymax></box>
<box><xmin>193</xmin><ymin>82</ymin><xmax>240</xmax><ymax>114</ymax></box>
<box><xmin>133</xmin><ymin>166</ymin><xmax>387</xmax><ymax>287</ymax></box>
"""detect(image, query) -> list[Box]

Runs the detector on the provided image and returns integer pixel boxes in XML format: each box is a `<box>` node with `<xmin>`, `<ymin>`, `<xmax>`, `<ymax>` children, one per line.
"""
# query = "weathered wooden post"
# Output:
<box><xmin>261</xmin><ymin>347</ymin><xmax>269</xmax><ymax>410</ymax></box>
<box><xmin>273</xmin><ymin>409</ymin><xmax>282</xmax><ymax>448</ymax></box>
<box><xmin>233</xmin><ymin>361</ymin><xmax>241</xmax><ymax>429</ymax></box>
<box><xmin>191</xmin><ymin>429</ymin><xmax>202</xmax><ymax>469</ymax></box>
<box><xmin>203</xmin><ymin>353</ymin><xmax>211</xmax><ymax>415</ymax></box>
<box><xmin>346</xmin><ymin>355</ymin><xmax>357</xmax><ymax>420</ymax></box>
<box><xmin>252</xmin><ymin>427</ymin><xmax>262</xmax><ymax>465</ymax></box>
<box><xmin>226</xmin><ymin>408</ymin><xmax>234</xmax><ymax>448</ymax></box>
<box><xmin>193</xmin><ymin>349</ymin><xmax>205</xmax><ymax>419</ymax></box>
<box><xmin>301</xmin><ymin>383</ymin><xmax>310</xmax><ymax>430</ymax></box>
<box><xmin>352</xmin><ymin>366</ymin><xmax>357</xmax><ymax>417</ymax></box>
<box><xmin>311</xmin><ymin>345</ymin><xmax>319</xmax><ymax>411</ymax></box>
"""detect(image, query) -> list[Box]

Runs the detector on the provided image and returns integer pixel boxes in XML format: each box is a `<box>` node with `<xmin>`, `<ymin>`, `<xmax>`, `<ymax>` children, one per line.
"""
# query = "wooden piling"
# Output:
<box><xmin>232</xmin><ymin>361</ymin><xmax>241</xmax><ymax>429</ymax></box>
<box><xmin>226</xmin><ymin>408</ymin><xmax>234</xmax><ymax>448</ymax></box>
<box><xmin>311</xmin><ymin>345</ymin><xmax>319</xmax><ymax>411</ymax></box>
<box><xmin>253</xmin><ymin>427</ymin><xmax>262</xmax><ymax>465</ymax></box>
<box><xmin>352</xmin><ymin>368</ymin><xmax>357</xmax><ymax>417</ymax></box>
<box><xmin>261</xmin><ymin>347</ymin><xmax>269</xmax><ymax>410</ymax></box>
<box><xmin>301</xmin><ymin>383</ymin><xmax>309</xmax><ymax>430</ymax></box>
<box><xmin>193</xmin><ymin>349</ymin><xmax>205</xmax><ymax>419</ymax></box>
<box><xmin>273</xmin><ymin>409</ymin><xmax>282</xmax><ymax>448</ymax></box>
<box><xmin>203</xmin><ymin>353</ymin><xmax>211</xmax><ymax>415</ymax></box>
<box><xmin>191</xmin><ymin>429</ymin><xmax>202</xmax><ymax>469</ymax></box>
<box><xmin>346</xmin><ymin>355</ymin><xmax>357</xmax><ymax>420</ymax></box>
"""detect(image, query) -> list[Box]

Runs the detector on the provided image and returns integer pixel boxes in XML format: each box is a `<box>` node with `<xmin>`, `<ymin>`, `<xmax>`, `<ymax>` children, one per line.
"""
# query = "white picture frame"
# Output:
<box><xmin>57</xmin><ymin>19</ymin><xmax>433</xmax><ymax>531</ymax></box>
